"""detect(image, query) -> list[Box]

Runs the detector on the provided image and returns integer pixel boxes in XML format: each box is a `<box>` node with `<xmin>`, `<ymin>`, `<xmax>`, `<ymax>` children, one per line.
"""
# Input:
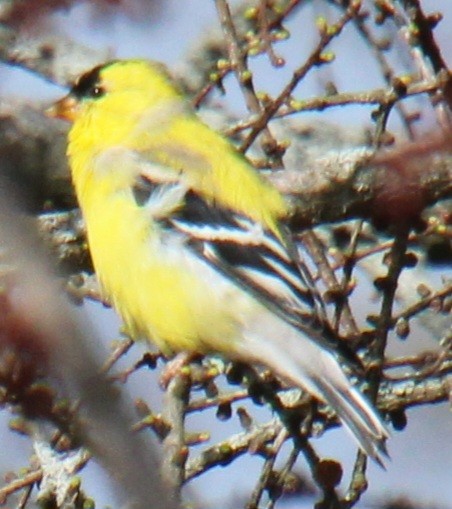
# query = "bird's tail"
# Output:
<box><xmin>239</xmin><ymin>317</ymin><xmax>389</xmax><ymax>464</ymax></box>
<box><xmin>305</xmin><ymin>372</ymin><xmax>389</xmax><ymax>465</ymax></box>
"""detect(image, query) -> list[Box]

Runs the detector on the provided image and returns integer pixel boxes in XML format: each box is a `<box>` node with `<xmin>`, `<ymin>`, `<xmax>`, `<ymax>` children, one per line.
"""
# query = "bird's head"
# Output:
<box><xmin>47</xmin><ymin>60</ymin><xmax>184</xmax><ymax>147</ymax></box>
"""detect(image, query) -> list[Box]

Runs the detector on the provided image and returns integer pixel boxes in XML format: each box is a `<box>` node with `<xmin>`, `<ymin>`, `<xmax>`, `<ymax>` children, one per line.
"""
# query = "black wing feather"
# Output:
<box><xmin>133</xmin><ymin>177</ymin><xmax>360</xmax><ymax>366</ymax></box>
<box><xmin>173</xmin><ymin>190</ymin><xmax>316</xmax><ymax>310</ymax></box>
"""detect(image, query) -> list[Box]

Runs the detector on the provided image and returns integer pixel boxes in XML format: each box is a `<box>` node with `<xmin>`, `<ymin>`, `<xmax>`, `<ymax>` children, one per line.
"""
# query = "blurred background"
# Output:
<box><xmin>0</xmin><ymin>1</ymin><xmax>451</xmax><ymax>508</ymax></box>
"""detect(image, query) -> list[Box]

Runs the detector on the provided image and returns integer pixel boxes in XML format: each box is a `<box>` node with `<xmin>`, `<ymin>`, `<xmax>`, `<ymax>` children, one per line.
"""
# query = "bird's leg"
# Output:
<box><xmin>159</xmin><ymin>351</ymin><xmax>199</xmax><ymax>389</ymax></box>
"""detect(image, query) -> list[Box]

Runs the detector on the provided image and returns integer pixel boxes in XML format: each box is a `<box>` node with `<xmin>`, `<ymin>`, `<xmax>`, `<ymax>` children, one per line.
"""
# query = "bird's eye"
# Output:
<box><xmin>71</xmin><ymin>65</ymin><xmax>106</xmax><ymax>100</ymax></box>
<box><xmin>90</xmin><ymin>86</ymin><xmax>105</xmax><ymax>98</ymax></box>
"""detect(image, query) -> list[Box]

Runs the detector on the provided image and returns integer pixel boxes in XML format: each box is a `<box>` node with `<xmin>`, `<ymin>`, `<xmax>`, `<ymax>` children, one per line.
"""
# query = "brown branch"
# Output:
<box><xmin>0</xmin><ymin>24</ymin><xmax>108</xmax><ymax>86</ymax></box>
<box><xmin>391</xmin><ymin>282</ymin><xmax>452</xmax><ymax>326</ymax></box>
<box><xmin>379</xmin><ymin>368</ymin><xmax>452</xmax><ymax>412</ymax></box>
<box><xmin>226</xmin><ymin>74</ymin><xmax>449</xmax><ymax>133</ymax></box>
<box><xmin>161</xmin><ymin>374</ymin><xmax>191</xmax><ymax>500</ymax></box>
<box><xmin>397</xmin><ymin>0</ymin><xmax>452</xmax><ymax>112</ymax></box>
<box><xmin>247</xmin><ymin>428</ymin><xmax>289</xmax><ymax>509</ymax></box>
<box><xmin>389</xmin><ymin>0</ymin><xmax>452</xmax><ymax>129</ymax></box>
<box><xmin>185</xmin><ymin>419</ymin><xmax>284</xmax><ymax>481</ymax></box>
<box><xmin>101</xmin><ymin>337</ymin><xmax>134</xmax><ymax>374</ymax></box>
<box><xmin>348</xmin><ymin>227</ymin><xmax>408</xmax><ymax>505</ymax></box>
<box><xmin>267</xmin><ymin>448</ymin><xmax>303</xmax><ymax>509</ymax></box>
<box><xmin>187</xmin><ymin>388</ymin><xmax>249</xmax><ymax>413</ymax></box>
<box><xmin>301</xmin><ymin>230</ymin><xmax>360</xmax><ymax>337</ymax></box>
<box><xmin>240</xmin><ymin>0</ymin><xmax>362</xmax><ymax>152</ymax></box>
<box><xmin>0</xmin><ymin>471</ymin><xmax>41</xmax><ymax>505</ymax></box>
<box><xmin>214</xmin><ymin>0</ymin><xmax>279</xmax><ymax>157</ymax></box>
<box><xmin>184</xmin><ymin>369</ymin><xmax>452</xmax><ymax>482</ymax></box>
<box><xmin>343</xmin><ymin>452</ymin><xmax>367</xmax><ymax>507</ymax></box>
<box><xmin>255</xmin><ymin>1</ymin><xmax>285</xmax><ymax>68</ymax></box>
<box><xmin>372</xmin><ymin>229</ymin><xmax>410</xmax><ymax>373</ymax></box>
<box><xmin>346</xmin><ymin>2</ymin><xmax>418</xmax><ymax>139</ymax></box>
<box><xmin>270</xmin><ymin>141</ymin><xmax>452</xmax><ymax>229</ymax></box>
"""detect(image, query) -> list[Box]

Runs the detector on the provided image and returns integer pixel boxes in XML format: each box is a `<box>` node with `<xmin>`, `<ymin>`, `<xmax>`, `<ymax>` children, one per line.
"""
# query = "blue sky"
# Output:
<box><xmin>0</xmin><ymin>1</ymin><xmax>451</xmax><ymax>507</ymax></box>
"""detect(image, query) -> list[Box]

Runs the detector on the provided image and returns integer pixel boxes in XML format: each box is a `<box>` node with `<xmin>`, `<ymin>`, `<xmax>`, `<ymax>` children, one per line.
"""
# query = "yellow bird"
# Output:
<box><xmin>48</xmin><ymin>59</ymin><xmax>388</xmax><ymax>462</ymax></box>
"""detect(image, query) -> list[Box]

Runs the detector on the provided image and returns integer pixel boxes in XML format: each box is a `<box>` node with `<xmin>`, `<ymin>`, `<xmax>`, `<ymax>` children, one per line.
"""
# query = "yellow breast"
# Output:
<box><xmin>74</xmin><ymin>166</ymin><xmax>246</xmax><ymax>355</ymax></box>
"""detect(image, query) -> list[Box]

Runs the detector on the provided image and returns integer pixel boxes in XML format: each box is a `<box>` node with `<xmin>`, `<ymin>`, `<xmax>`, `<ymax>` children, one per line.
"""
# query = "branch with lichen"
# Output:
<box><xmin>0</xmin><ymin>1</ymin><xmax>451</xmax><ymax>508</ymax></box>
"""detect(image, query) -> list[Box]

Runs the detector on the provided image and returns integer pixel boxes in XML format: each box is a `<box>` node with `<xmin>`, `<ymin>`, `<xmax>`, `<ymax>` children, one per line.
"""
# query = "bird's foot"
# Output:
<box><xmin>159</xmin><ymin>351</ymin><xmax>195</xmax><ymax>389</ymax></box>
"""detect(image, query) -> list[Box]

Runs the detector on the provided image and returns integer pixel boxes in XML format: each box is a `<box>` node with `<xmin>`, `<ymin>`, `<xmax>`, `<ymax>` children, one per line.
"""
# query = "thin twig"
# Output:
<box><xmin>0</xmin><ymin>471</ymin><xmax>42</xmax><ymax>505</ymax></box>
<box><xmin>240</xmin><ymin>0</ymin><xmax>363</xmax><ymax>151</ymax></box>
<box><xmin>247</xmin><ymin>428</ymin><xmax>289</xmax><ymax>509</ymax></box>
<box><xmin>214</xmin><ymin>0</ymin><xmax>279</xmax><ymax>155</ymax></box>
<box><xmin>225</xmin><ymin>75</ymin><xmax>448</xmax><ymax>134</ymax></box>
<box><xmin>301</xmin><ymin>231</ymin><xmax>359</xmax><ymax>337</ymax></box>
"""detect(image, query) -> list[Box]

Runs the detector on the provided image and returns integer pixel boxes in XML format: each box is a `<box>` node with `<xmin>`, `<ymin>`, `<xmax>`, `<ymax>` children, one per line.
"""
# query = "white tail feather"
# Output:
<box><xmin>238</xmin><ymin>314</ymin><xmax>389</xmax><ymax>464</ymax></box>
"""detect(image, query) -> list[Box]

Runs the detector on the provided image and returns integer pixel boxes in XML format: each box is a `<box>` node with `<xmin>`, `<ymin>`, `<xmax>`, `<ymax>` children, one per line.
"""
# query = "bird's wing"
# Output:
<box><xmin>132</xmin><ymin>166</ymin><xmax>317</xmax><ymax>322</ymax></box>
<box><xmin>128</xmin><ymin>155</ymin><xmax>360</xmax><ymax>364</ymax></box>
<box><xmin>174</xmin><ymin>190</ymin><xmax>317</xmax><ymax>312</ymax></box>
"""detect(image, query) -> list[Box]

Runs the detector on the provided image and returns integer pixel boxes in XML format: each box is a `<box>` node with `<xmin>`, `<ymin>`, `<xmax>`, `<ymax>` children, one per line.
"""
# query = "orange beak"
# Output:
<box><xmin>45</xmin><ymin>95</ymin><xmax>80</xmax><ymax>122</ymax></box>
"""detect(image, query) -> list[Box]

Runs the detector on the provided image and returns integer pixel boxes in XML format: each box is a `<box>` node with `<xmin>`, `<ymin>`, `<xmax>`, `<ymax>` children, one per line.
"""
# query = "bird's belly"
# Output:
<box><xmin>84</xmin><ymin>197</ymin><xmax>253</xmax><ymax>355</ymax></box>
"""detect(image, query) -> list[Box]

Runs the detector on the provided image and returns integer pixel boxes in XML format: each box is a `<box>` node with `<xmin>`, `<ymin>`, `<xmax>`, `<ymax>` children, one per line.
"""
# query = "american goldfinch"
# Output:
<box><xmin>48</xmin><ymin>59</ymin><xmax>388</xmax><ymax>462</ymax></box>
